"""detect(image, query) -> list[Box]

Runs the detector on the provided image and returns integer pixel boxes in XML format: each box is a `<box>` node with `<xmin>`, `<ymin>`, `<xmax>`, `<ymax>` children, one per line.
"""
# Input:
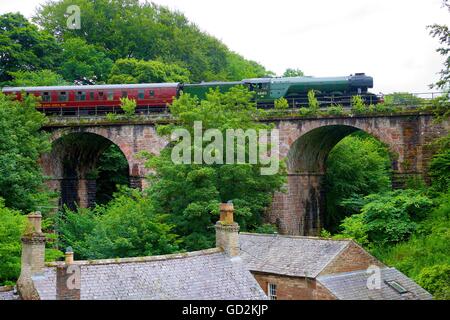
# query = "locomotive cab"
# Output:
<box><xmin>243</xmin><ymin>78</ymin><xmax>271</xmax><ymax>99</ymax></box>
<box><xmin>348</xmin><ymin>73</ymin><xmax>373</xmax><ymax>94</ymax></box>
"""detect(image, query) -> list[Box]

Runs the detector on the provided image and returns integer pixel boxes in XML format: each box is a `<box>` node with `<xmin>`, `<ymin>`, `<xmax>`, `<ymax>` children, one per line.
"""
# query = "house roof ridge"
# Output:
<box><xmin>45</xmin><ymin>247</ymin><xmax>224</xmax><ymax>267</ymax></box>
<box><xmin>239</xmin><ymin>232</ymin><xmax>353</xmax><ymax>242</ymax></box>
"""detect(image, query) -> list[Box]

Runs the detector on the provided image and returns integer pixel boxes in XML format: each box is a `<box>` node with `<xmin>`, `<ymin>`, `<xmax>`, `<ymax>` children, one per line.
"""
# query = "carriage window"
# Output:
<box><xmin>89</xmin><ymin>92</ymin><xmax>95</xmax><ymax>100</ymax></box>
<box><xmin>98</xmin><ymin>92</ymin><xmax>104</xmax><ymax>100</ymax></box>
<box><xmin>138</xmin><ymin>90</ymin><xmax>145</xmax><ymax>99</ymax></box>
<box><xmin>107</xmin><ymin>91</ymin><xmax>114</xmax><ymax>101</ymax></box>
<box><xmin>58</xmin><ymin>92</ymin><xmax>68</xmax><ymax>102</ymax></box>
<box><xmin>42</xmin><ymin>92</ymin><xmax>51</xmax><ymax>102</ymax></box>
<box><xmin>149</xmin><ymin>90</ymin><xmax>155</xmax><ymax>97</ymax></box>
<box><xmin>76</xmin><ymin>91</ymin><xmax>86</xmax><ymax>101</ymax></box>
<box><xmin>121</xmin><ymin>91</ymin><xmax>128</xmax><ymax>98</ymax></box>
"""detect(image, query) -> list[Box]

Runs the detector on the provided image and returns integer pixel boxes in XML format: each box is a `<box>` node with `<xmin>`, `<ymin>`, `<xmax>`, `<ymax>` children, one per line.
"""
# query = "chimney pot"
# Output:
<box><xmin>65</xmin><ymin>247</ymin><xmax>74</xmax><ymax>264</ymax></box>
<box><xmin>219</xmin><ymin>202</ymin><xmax>234</xmax><ymax>224</ymax></box>
<box><xmin>28</xmin><ymin>211</ymin><xmax>42</xmax><ymax>233</ymax></box>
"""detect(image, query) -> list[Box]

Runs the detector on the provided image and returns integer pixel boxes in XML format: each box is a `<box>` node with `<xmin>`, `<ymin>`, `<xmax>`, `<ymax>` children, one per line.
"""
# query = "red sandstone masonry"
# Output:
<box><xmin>319</xmin><ymin>241</ymin><xmax>385</xmax><ymax>276</ymax></box>
<box><xmin>41</xmin><ymin>114</ymin><xmax>449</xmax><ymax>234</ymax></box>
<box><xmin>252</xmin><ymin>272</ymin><xmax>336</xmax><ymax>300</ymax></box>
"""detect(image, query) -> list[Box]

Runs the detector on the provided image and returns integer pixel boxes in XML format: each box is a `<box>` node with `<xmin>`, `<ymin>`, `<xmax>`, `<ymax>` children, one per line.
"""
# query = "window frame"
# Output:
<box><xmin>268</xmin><ymin>283</ymin><xmax>277</xmax><ymax>300</ymax></box>
<box><xmin>42</xmin><ymin>92</ymin><xmax>51</xmax><ymax>102</ymax></box>
<box><xmin>58</xmin><ymin>91</ymin><xmax>68</xmax><ymax>102</ymax></box>
<box><xmin>107</xmin><ymin>91</ymin><xmax>114</xmax><ymax>101</ymax></box>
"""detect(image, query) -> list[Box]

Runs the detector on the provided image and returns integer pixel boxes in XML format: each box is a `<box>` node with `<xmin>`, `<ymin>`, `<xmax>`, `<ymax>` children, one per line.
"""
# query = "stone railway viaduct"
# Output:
<box><xmin>41</xmin><ymin>112</ymin><xmax>449</xmax><ymax>236</ymax></box>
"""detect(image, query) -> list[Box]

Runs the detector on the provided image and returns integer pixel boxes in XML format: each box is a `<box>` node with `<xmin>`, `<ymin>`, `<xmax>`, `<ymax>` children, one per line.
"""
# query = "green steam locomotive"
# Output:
<box><xmin>182</xmin><ymin>73</ymin><xmax>380</xmax><ymax>107</ymax></box>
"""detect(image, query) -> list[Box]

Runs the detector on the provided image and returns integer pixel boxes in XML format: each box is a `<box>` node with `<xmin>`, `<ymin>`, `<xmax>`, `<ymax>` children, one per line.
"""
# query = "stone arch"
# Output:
<box><xmin>271</xmin><ymin>118</ymin><xmax>403</xmax><ymax>236</ymax></box>
<box><xmin>42</xmin><ymin>130</ymin><xmax>131</xmax><ymax>209</ymax></box>
<box><xmin>41</xmin><ymin>124</ymin><xmax>170</xmax><ymax>206</ymax></box>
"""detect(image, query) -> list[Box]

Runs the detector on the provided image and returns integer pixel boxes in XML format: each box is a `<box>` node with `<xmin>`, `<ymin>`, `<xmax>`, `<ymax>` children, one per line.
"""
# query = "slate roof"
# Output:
<box><xmin>32</xmin><ymin>248</ymin><xmax>267</xmax><ymax>300</ymax></box>
<box><xmin>239</xmin><ymin>233</ymin><xmax>351</xmax><ymax>278</ymax></box>
<box><xmin>0</xmin><ymin>288</ymin><xmax>18</xmax><ymax>300</ymax></box>
<box><xmin>317</xmin><ymin>268</ymin><xmax>433</xmax><ymax>300</ymax></box>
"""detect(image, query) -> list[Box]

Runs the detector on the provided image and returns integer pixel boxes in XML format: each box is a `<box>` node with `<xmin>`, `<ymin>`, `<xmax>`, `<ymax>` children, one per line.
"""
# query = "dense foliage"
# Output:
<box><xmin>0</xmin><ymin>200</ymin><xmax>26</xmax><ymax>285</ymax></box>
<box><xmin>427</xmin><ymin>0</ymin><xmax>450</xmax><ymax>89</ymax></box>
<box><xmin>0</xmin><ymin>13</ymin><xmax>60</xmax><ymax>84</ymax></box>
<box><xmin>108</xmin><ymin>58</ymin><xmax>190</xmax><ymax>84</ymax></box>
<box><xmin>56</xmin><ymin>187</ymin><xmax>180</xmax><ymax>260</ymax></box>
<box><xmin>145</xmin><ymin>87</ymin><xmax>286</xmax><ymax>250</ymax></box>
<box><xmin>31</xmin><ymin>0</ymin><xmax>269</xmax><ymax>83</ymax></box>
<box><xmin>95</xmin><ymin>144</ymin><xmax>130</xmax><ymax>205</ymax></box>
<box><xmin>324</xmin><ymin>132</ymin><xmax>391</xmax><ymax>232</ymax></box>
<box><xmin>0</xmin><ymin>93</ymin><xmax>53</xmax><ymax>212</ymax></box>
<box><xmin>328</xmin><ymin>134</ymin><xmax>450</xmax><ymax>299</ymax></box>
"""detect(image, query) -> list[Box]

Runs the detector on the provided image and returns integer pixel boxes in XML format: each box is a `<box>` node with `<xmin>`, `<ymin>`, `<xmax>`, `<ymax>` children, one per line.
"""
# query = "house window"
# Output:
<box><xmin>107</xmin><ymin>91</ymin><xmax>114</xmax><ymax>101</ymax></box>
<box><xmin>42</xmin><ymin>92</ymin><xmax>51</xmax><ymax>102</ymax></box>
<box><xmin>138</xmin><ymin>89</ymin><xmax>145</xmax><ymax>99</ymax></box>
<box><xmin>58</xmin><ymin>92</ymin><xmax>68</xmax><ymax>102</ymax></box>
<box><xmin>268</xmin><ymin>283</ymin><xmax>277</xmax><ymax>300</ymax></box>
<box><xmin>385</xmin><ymin>280</ymin><xmax>408</xmax><ymax>294</ymax></box>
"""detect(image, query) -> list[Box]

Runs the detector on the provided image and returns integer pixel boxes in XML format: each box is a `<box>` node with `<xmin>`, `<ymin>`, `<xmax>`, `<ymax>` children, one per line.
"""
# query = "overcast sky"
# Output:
<box><xmin>1</xmin><ymin>0</ymin><xmax>448</xmax><ymax>93</ymax></box>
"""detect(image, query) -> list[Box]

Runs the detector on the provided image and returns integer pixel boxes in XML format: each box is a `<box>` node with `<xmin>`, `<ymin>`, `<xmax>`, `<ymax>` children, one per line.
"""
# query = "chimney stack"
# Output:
<box><xmin>17</xmin><ymin>212</ymin><xmax>46</xmax><ymax>300</ymax></box>
<box><xmin>215</xmin><ymin>202</ymin><xmax>240</xmax><ymax>257</ymax></box>
<box><xmin>56</xmin><ymin>247</ymin><xmax>80</xmax><ymax>300</ymax></box>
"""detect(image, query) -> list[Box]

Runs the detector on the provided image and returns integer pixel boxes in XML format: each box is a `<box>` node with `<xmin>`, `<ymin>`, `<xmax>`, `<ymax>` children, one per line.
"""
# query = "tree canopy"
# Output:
<box><xmin>0</xmin><ymin>13</ymin><xmax>60</xmax><ymax>84</ymax></box>
<box><xmin>0</xmin><ymin>94</ymin><xmax>53</xmax><ymax>212</ymax></box>
<box><xmin>33</xmin><ymin>0</ymin><xmax>270</xmax><ymax>82</ymax></box>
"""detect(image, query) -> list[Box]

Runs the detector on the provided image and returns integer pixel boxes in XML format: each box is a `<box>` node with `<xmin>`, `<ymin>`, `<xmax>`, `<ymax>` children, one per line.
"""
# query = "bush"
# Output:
<box><xmin>120</xmin><ymin>97</ymin><xmax>137</xmax><ymax>118</ymax></box>
<box><xmin>351</xmin><ymin>95</ymin><xmax>367</xmax><ymax>114</ymax></box>
<box><xmin>429</xmin><ymin>134</ymin><xmax>450</xmax><ymax>193</ymax></box>
<box><xmin>334</xmin><ymin>213</ymin><xmax>369</xmax><ymax>246</ymax></box>
<box><xmin>307</xmin><ymin>90</ymin><xmax>320</xmax><ymax>115</ymax></box>
<box><xmin>327</xmin><ymin>104</ymin><xmax>345</xmax><ymax>116</ymax></box>
<box><xmin>417</xmin><ymin>264</ymin><xmax>450</xmax><ymax>299</ymax></box>
<box><xmin>362</xmin><ymin>190</ymin><xmax>433</xmax><ymax>245</ymax></box>
<box><xmin>254</xmin><ymin>224</ymin><xmax>278</xmax><ymax>234</ymax></box>
<box><xmin>56</xmin><ymin>188</ymin><xmax>181</xmax><ymax>260</ymax></box>
<box><xmin>274</xmin><ymin>97</ymin><xmax>289</xmax><ymax>110</ymax></box>
<box><xmin>0</xmin><ymin>200</ymin><xmax>26</xmax><ymax>285</ymax></box>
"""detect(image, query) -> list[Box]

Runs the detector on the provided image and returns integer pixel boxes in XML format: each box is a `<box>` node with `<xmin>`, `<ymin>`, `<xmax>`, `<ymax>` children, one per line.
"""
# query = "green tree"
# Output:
<box><xmin>8</xmin><ymin>69</ymin><xmax>68</xmax><ymax>86</ymax></box>
<box><xmin>0</xmin><ymin>93</ymin><xmax>53</xmax><ymax>212</ymax></box>
<box><xmin>108</xmin><ymin>58</ymin><xmax>190</xmax><ymax>84</ymax></box>
<box><xmin>339</xmin><ymin>190</ymin><xmax>433</xmax><ymax>247</ymax></box>
<box><xmin>383</xmin><ymin>92</ymin><xmax>424</xmax><ymax>106</ymax></box>
<box><xmin>0</xmin><ymin>13</ymin><xmax>60</xmax><ymax>84</ymax></box>
<box><xmin>0</xmin><ymin>199</ymin><xmax>26</xmax><ymax>285</ymax></box>
<box><xmin>417</xmin><ymin>264</ymin><xmax>450</xmax><ymax>300</ymax></box>
<box><xmin>324</xmin><ymin>133</ymin><xmax>391</xmax><ymax>232</ymax></box>
<box><xmin>427</xmin><ymin>0</ymin><xmax>450</xmax><ymax>89</ymax></box>
<box><xmin>59</xmin><ymin>37</ymin><xmax>113</xmax><ymax>82</ymax></box>
<box><xmin>429</xmin><ymin>134</ymin><xmax>450</xmax><ymax>193</ymax></box>
<box><xmin>120</xmin><ymin>97</ymin><xmax>137</xmax><ymax>118</ymax></box>
<box><xmin>145</xmin><ymin>86</ymin><xmax>286</xmax><ymax>250</ymax></box>
<box><xmin>56</xmin><ymin>187</ymin><xmax>181</xmax><ymax>260</ymax></box>
<box><xmin>96</xmin><ymin>144</ymin><xmax>130</xmax><ymax>205</ymax></box>
<box><xmin>283</xmin><ymin>68</ymin><xmax>305</xmax><ymax>77</ymax></box>
<box><xmin>370</xmin><ymin>192</ymin><xmax>450</xmax><ymax>298</ymax></box>
<box><xmin>34</xmin><ymin>0</ymin><xmax>269</xmax><ymax>82</ymax></box>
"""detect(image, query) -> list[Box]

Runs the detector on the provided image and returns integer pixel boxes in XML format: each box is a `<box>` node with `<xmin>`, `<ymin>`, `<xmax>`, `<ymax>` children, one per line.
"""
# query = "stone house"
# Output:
<box><xmin>10</xmin><ymin>203</ymin><xmax>431</xmax><ymax>300</ymax></box>
<box><xmin>239</xmin><ymin>233</ymin><xmax>432</xmax><ymax>300</ymax></box>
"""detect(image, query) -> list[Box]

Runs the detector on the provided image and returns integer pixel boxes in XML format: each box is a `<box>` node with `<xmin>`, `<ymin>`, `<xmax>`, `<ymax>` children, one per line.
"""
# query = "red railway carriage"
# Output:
<box><xmin>1</xmin><ymin>83</ymin><xmax>180</xmax><ymax>115</ymax></box>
